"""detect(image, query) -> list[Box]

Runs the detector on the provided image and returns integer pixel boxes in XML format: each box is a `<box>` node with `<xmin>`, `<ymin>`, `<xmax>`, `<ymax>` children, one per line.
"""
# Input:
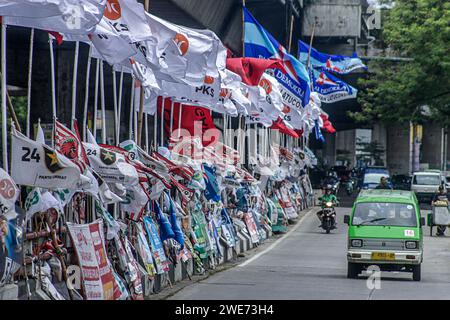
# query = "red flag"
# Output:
<box><xmin>226</xmin><ymin>57</ymin><xmax>284</xmax><ymax>86</ymax></box>
<box><xmin>320</xmin><ymin>114</ymin><xmax>336</xmax><ymax>133</ymax></box>
<box><xmin>270</xmin><ymin>117</ymin><xmax>299</xmax><ymax>138</ymax></box>
<box><xmin>54</xmin><ymin>120</ymin><xmax>87</xmax><ymax>173</ymax></box>
<box><xmin>157</xmin><ymin>97</ymin><xmax>219</xmax><ymax>147</ymax></box>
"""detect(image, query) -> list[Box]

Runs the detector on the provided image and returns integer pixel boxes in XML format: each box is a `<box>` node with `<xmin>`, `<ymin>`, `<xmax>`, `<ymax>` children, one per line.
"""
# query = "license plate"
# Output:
<box><xmin>371</xmin><ymin>252</ymin><xmax>395</xmax><ymax>260</ymax></box>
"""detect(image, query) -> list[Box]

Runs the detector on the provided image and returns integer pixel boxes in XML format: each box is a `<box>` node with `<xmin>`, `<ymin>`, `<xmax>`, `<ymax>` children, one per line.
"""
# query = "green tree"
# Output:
<box><xmin>350</xmin><ymin>0</ymin><xmax>450</xmax><ymax>126</ymax></box>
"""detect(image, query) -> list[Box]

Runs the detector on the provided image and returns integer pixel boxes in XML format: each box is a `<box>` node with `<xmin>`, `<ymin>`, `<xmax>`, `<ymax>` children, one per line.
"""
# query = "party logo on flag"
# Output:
<box><xmin>59</xmin><ymin>137</ymin><xmax>79</xmax><ymax>161</ymax></box>
<box><xmin>100</xmin><ymin>148</ymin><xmax>116</xmax><ymax>165</ymax></box>
<box><xmin>104</xmin><ymin>0</ymin><xmax>122</xmax><ymax>20</ymax></box>
<box><xmin>259</xmin><ymin>78</ymin><xmax>272</xmax><ymax>94</ymax></box>
<box><xmin>44</xmin><ymin>146</ymin><xmax>64</xmax><ymax>173</ymax></box>
<box><xmin>173</xmin><ymin>33</ymin><xmax>189</xmax><ymax>56</ymax></box>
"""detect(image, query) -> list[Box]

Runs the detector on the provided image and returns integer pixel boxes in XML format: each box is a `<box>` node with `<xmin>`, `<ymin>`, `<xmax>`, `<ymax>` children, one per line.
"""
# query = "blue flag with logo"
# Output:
<box><xmin>244</xmin><ymin>7</ymin><xmax>311</xmax><ymax>107</ymax></box>
<box><xmin>314</xmin><ymin>119</ymin><xmax>325</xmax><ymax>143</ymax></box>
<box><xmin>153</xmin><ymin>200</ymin><xmax>175</xmax><ymax>242</ymax></box>
<box><xmin>298</xmin><ymin>40</ymin><xmax>367</xmax><ymax>74</ymax></box>
<box><xmin>310</xmin><ymin>68</ymin><xmax>357</xmax><ymax>103</ymax></box>
<box><xmin>203</xmin><ymin>164</ymin><xmax>221</xmax><ymax>202</ymax></box>
<box><xmin>165</xmin><ymin>193</ymin><xmax>185</xmax><ymax>248</ymax></box>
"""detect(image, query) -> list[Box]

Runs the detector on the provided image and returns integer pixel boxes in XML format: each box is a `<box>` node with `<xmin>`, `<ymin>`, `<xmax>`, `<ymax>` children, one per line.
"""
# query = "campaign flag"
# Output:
<box><xmin>298</xmin><ymin>40</ymin><xmax>367</xmax><ymax>74</ymax></box>
<box><xmin>243</xmin><ymin>7</ymin><xmax>310</xmax><ymax>107</ymax></box>
<box><xmin>321</xmin><ymin>113</ymin><xmax>336</xmax><ymax>133</ymax></box>
<box><xmin>270</xmin><ymin>118</ymin><xmax>299</xmax><ymax>138</ymax></box>
<box><xmin>11</xmin><ymin>127</ymin><xmax>82</xmax><ymax>189</ymax></box>
<box><xmin>101</xmin><ymin>0</ymin><xmax>151</xmax><ymax>43</ymax></box>
<box><xmin>0</xmin><ymin>168</ymin><xmax>19</xmax><ymax>220</ymax></box>
<box><xmin>67</xmin><ymin>219</ymin><xmax>121</xmax><ymax>300</ymax></box>
<box><xmin>311</xmin><ymin>68</ymin><xmax>357</xmax><ymax>103</ymax></box>
<box><xmin>153</xmin><ymin>200</ymin><xmax>175</xmax><ymax>242</ymax></box>
<box><xmin>83</xmin><ymin>142</ymin><xmax>139</xmax><ymax>186</ymax></box>
<box><xmin>2</xmin><ymin>0</ymin><xmax>107</xmax><ymax>34</ymax></box>
<box><xmin>54</xmin><ymin>120</ymin><xmax>88</xmax><ymax>173</ymax></box>
<box><xmin>164</xmin><ymin>192</ymin><xmax>185</xmax><ymax>248</ymax></box>
<box><xmin>120</xmin><ymin>183</ymin><xmax>149</xmax><ymax>221</ymax></box>
<box><xmin>158</xmin><ymin>97</ymin><xmax>219</xmax><ymax>147</ymax></box>
<box><xmin>24</xmin><ymin>188</ymin><xmax>61</xmax><ymax>221</ymax></box>
<box><xmin>227</xmin><ymin>57</ymin><xmax>304</xmax><ymax>129</ymax></box>
<box><xmin>144</xmin><ymin>12</ymin><xmax>223</xmax><ymax>87</ymax></box>
<box><xmin>143</xmin><ymin>216</ymin><xmax>170</xmax><ymax>274</ymax></box>
<box><xmin>314</xmin><ymin>119</ymin><xmax>325</xmax><ymax>143</ymax></box>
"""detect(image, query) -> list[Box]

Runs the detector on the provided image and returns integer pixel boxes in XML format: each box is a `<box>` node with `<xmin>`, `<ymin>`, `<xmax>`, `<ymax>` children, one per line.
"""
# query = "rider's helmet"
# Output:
<box><xmin>325</xmin><ymin>184</ymin><xmax>333</xmax><ymax>193</ymax></box>
<box><xmin>438</xmin><ymin>184</ymin><xmax>445</xmax><ymax>193</ymax></box>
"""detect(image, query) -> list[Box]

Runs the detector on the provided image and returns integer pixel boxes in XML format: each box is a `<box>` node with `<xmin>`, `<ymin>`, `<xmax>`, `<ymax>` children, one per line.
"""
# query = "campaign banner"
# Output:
<box><xmin>67</xmin><ymin>220</ymin><xmax>120</xmax><ymax>300</ymax></box>
<box><xmin>143</xmin><ymin>216</ymin><xmax>170</xmax><ymax>274</ymax></box>
<box><xmin>0</xmin><ymin>168</ymin><xmax>19</xmax><ymax>220</ymax></box>
<box><xmin>244</xmin><ymin>212</ymin><xmax>260</xmax><ymax>244</ymax></box>
<box><xmin>0</xmin><ymin>212</ymin><xmax>24</xmax><ymax>288</ymax></box>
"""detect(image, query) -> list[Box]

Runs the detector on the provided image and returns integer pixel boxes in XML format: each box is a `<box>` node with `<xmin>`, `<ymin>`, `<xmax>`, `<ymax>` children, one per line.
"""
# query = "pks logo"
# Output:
<box><xmin>104</xmin><ymin>0</ymin><xmax>122</xmax><ymax>21</ymax></box>
<box><xmin>259</xmin><ymin>78</ymin><xmax>273</xmax><ymax>95</ymax></box>
<box><xmin>173</xmin><ymin>33</ymin><xmax>189</xmax><ymax>56</ymax></box>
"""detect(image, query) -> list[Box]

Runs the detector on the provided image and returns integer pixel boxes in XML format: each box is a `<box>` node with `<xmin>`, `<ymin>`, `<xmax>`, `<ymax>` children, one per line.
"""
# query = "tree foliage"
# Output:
<box><xmin>351</xmin><ymin>0</ymin><xmax>450</xmax><ymax>126</ymax></box>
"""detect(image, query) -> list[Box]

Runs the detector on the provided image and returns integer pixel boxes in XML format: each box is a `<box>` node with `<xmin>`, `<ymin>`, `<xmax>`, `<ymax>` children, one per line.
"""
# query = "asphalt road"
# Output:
<box><xmin>170</xmin><ymin>196</ymin><xmax>450</xmax><ymax>300</ymax></box>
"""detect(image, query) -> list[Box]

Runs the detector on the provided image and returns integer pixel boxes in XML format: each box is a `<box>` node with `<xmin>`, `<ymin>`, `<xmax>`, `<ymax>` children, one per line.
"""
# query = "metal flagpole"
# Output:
<box><xmin>112</xmin><ymin>69</ymin><xmax>119</xmax><ymax>145</ymax></box>
<box><xmin>160</xmin><ymin>98</ymin><xmax>164</xmax><ymax>146</ymax></box>
<box><xmin>169</xmin><ymin>99</ymin><xmax>174</xmax><ymax>141</ymax></box>
<box><xmin>82</xmin><ymin>45</ymin><xmax>92</xmax><ymax>141</ymax></box>
<box><xmin>117</xmin><ymin>67</ymin><xmax>124</xmax><ymax>133</ymax></box>
<box><xmin>177</xmin><ymin>104</ymin><xmax>183</xmax><ymax>139</ymax></box>
<box><xmin>48</xmin><ymin>35</ymin><xmax>57</xmax><ymax>119</ymax></box>
<box><xmin>26</xmin><ymin>28</ymin><xmax>34</xmax><ymax>138</ymax></box>
<box><xmin>137</xmin><ymin>0</ymin><xmax>150</xmax><ymax>147</ymax></box>
<box><xmin>93</xmin><ymin>58</ymin><xmax>100</xmax><ymax>139</ymax></box>
<box><xmin>1</xmin><ymin>21</ymin><xmax>7</xmax><ymax>171</ymax></box>
<box><xmin>99</xmin><ymin>60</ymin><xmax>106</xmax><ymax>144</ymax></box>
<box><xmin>71</xmin><ymin>41</ymin><xmax>79</xmax><ymax>130</ymax></box>
<box><xmin>129</xmin><ymin>77</ymin><xmax>135</xmax><ymax>140</ymax></box>
<box><xmin>145</xmin><ymin>114</ymin><xmax>149</xmax><ymax>152</ymax></box>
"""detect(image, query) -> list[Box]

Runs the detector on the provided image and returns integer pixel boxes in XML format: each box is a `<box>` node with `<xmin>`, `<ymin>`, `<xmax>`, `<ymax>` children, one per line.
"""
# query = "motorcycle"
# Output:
<box><xmin>319</xmin><ymin>200</ymin><xmax>337</xmax><ymax>234</ymax></box>
<box><xmin>345</xmin><ymin>179</ymin><xmax>355</xmax><ymax>195</ymax></box>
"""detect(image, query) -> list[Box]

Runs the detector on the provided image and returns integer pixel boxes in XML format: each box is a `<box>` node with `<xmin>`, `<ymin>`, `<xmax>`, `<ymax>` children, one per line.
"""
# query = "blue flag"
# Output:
<box><xmin>298</xmin><ymin>40</ymin><xmax>367</xmax><ymax>74</ymax></box>
<box><xmin>314</xmin><ymin>119</ymin><xmax>325</xmax><ymax>143</ymax></box>
<box><xmin>310</xmin><ymin>68</ymin><xmax>357</xmax><ymax>103</ymax></box>
<box><xmin>244</xmin><ymin>7</ymin><xmax>311</xmax><ymax>107</ymax></box>
<box><xmin>165</xmin><ymin>193</ymin><xmax>185</xmax><ymax>248</ymax></box>
<box><xmin>203</xmin><ymin>164</ymin><xmax>221</xmax><ymax>202</ymax></box>
<box><xmin>153</xmin><ymin>200</ymin><xmax>175</xmax><ymax>242</ymax></box>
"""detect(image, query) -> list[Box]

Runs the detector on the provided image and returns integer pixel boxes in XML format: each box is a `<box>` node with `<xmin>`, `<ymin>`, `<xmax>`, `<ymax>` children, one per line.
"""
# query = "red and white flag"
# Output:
<box><xmin>54</xmin><ymin>119</ymin><xmax>88</xmax><ymax>173</ymax></box>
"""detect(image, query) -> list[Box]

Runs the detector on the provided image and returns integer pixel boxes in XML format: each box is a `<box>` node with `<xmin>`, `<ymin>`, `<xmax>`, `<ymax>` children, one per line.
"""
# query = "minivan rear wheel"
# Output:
<box><xmin>412</xmin><ymin>265</ymin><xmax>421</xmax><ymax>281</ymax></box>
<box><xmin>347</xmin><ymin>262</ymin><xmax>360</xmax><ymax>279</ymax></box>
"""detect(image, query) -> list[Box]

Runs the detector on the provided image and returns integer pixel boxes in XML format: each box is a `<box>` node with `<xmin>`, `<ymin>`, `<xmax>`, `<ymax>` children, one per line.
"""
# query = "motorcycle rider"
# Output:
<box><xmin>432</xmin><ymin>184</ymin><xmax>449</xmax><ymax>236</ymax></box>
<box><xmin>317</xmin><ymin>184</ymin><xmax>339</xmax><ymax>223</ymax></box>
<box><xmin>375</xmin><ymin>176</ymin><xmax>392</xmax><ymax>190</ymax></box>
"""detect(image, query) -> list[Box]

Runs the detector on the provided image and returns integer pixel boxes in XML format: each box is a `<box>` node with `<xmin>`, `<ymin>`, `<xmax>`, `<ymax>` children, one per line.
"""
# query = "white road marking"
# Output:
<box><xmin>238</xmin><ymin>208</ymin><xmax>314</xmax><ymax>267</ymax></box>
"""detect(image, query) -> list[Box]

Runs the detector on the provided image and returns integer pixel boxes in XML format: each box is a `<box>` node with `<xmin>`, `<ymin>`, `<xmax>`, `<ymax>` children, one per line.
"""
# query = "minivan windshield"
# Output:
<box><xmin>364</xmin><ymin>173</ymin><xmax>389</xmax><ymax>184</ymax></box>
<box><xmin>413</xmin><ymin>174</ymin><xmax>441</xmax><ymax>185</ymax></box>
<box><xmin>352</xmin><ymin>202</ymin><xmax>417</xmax><ymax>227</ymax></box>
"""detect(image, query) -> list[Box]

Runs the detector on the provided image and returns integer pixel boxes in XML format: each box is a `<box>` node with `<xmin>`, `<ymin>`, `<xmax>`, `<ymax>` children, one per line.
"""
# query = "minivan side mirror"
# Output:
<box><xmin>420</xmin><ymin>217</ymin><xmax>426</xmax><ymax>227</ymax></box>
<box><xmin>344</xmin><ymin>215</ymin><xmax>350</xmax><ymax>225</ymax></box>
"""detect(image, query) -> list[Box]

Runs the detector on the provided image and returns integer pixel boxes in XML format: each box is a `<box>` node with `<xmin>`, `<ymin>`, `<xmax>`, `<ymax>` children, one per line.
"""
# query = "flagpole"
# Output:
<box><xmin>137</xmin><ymin>0</ymin><xmax>150</xmax><ymax>147</ymax></box>
<box><xmin>145</xmin><ymin>113</ymin><xmax>149</xmax><ymax>152</ymax></box>
<box><xmin>26</xmin><ymin>28</ymin><xmax>34</xmax><ymax>138</ymax></box>
<box><xmin>71</xmin><ymin>41</ymin><xmax>79</xmax><ymax>130</ymax></box>
<box><xmin>169</xmin><ymin>99</ymin><xmax>174</xmax><ymax>142</ymax></box>
<box><xmin>48</xmin><ymin>35</ymin><xmax>57</xmax><ymax>119</ymax></box>
<box><xmin>129</xmin><ymin>77</ymin><xmax>135</xmax><ymax>140</ymax></box>
<box><xmin>288</xmin><ymin>14</ymin><xmax>294</xmax><ymax>52</ymax></box>
<box><xmin>93</xmin><ymin>58</ymin><xmax>100</xmax><ymax>139</ymax></box>
<box><xmin>1</xmin><ymin>21</ymin><xmax>8</xmax><ymax>171</ymax></box>
<box><xmin>99</xmin><ymin>60</ymin><xmax>106</xmax><ymax>144</ymax></box>
<box><xmin>117</xmin><ymin>67</ymin><xmax>124</xmax><ymax>137</ymax></box>
<box><xmin>240</xmin><ymin>0</ymin><xmax>246</xmax><ymax>166</ymax></box>
<box><xmin>82</xmin><ymin>45</ymin><xmax>92</xmax><ymax>141</ymax></box>
<box><xmin>160</xmin><ymin>98</ymin><xmax>164</xmax><ymax>147</ymax></box>
<box><xmin>177</xmin><ymin>104</ymin><xmax>183</xmax><ymax>139</ymax></box>
<box><xmin>112</xmin><ymin>69</ymin><xmax>119</xmax><ymax>145</ymax></box>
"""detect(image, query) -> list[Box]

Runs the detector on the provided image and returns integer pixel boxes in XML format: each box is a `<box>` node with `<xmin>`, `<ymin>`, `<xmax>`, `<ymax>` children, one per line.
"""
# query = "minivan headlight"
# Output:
<box><xmin>405</xmin><ymin>241</ymin><xmax>418</xmax><ymax>249</ymax></box>
<box><xmin>351</xmin><ymin>239</ymin><xmax>363</xmax><ymax>247</ymax></box>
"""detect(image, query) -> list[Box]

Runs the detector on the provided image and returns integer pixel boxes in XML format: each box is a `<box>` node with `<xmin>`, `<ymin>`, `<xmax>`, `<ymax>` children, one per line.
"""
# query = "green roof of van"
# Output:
<box><xmin>356</xmin><ymin>189</ymin><xmax>417</xmax><ymax>204</ymax></box>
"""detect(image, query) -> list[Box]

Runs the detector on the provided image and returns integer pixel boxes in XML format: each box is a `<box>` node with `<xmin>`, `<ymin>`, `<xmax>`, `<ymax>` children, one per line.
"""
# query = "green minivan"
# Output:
<box><xmin>344</xmin><ymin>189</ymin><xmax>425</xmax><ymax>281</ymax></box>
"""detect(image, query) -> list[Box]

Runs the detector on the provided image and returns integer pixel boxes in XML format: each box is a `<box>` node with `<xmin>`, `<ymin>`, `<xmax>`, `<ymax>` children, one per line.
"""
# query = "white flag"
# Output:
<box><xmin>24</xmin><ymin>188</ymin><xmax>61</xmax><ymax>221</ymax></box>
<box><xmin>144</xmin><ymin>12</ymin><xmax>218</xmax><ymax>87</ymax></box>
<box><xmin>2</xmin><ymin>0</ymin><xmax>107</xmax><ymax>34</ymax></box>
<box><xmin>0</xmin><ymin>168</ymin><xmax>20</xmax><ymax>220</ymax></box>
<box><xmin>11</xmin><ymin>128</ymin><xmax>82</xmax><ymax>189</ymax></box>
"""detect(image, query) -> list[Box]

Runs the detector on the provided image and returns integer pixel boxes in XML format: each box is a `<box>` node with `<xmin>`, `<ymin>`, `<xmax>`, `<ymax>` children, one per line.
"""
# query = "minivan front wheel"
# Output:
<box><xmin>347</xmin><ymin>262</ymin><xmax>360</xmax><ymax>279</ymax></box>
<box><xmin>412</xmin><ymin>265</ymin><xmax>421</xmax><ymax>281</ymax></box>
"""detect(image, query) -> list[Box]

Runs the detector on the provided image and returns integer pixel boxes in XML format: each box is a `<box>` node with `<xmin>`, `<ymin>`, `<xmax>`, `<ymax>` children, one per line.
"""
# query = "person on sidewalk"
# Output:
<box><xmin>432</xmin><ymin>184</ymin><xmax>449</xmax><ymax>236</ymax></box>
